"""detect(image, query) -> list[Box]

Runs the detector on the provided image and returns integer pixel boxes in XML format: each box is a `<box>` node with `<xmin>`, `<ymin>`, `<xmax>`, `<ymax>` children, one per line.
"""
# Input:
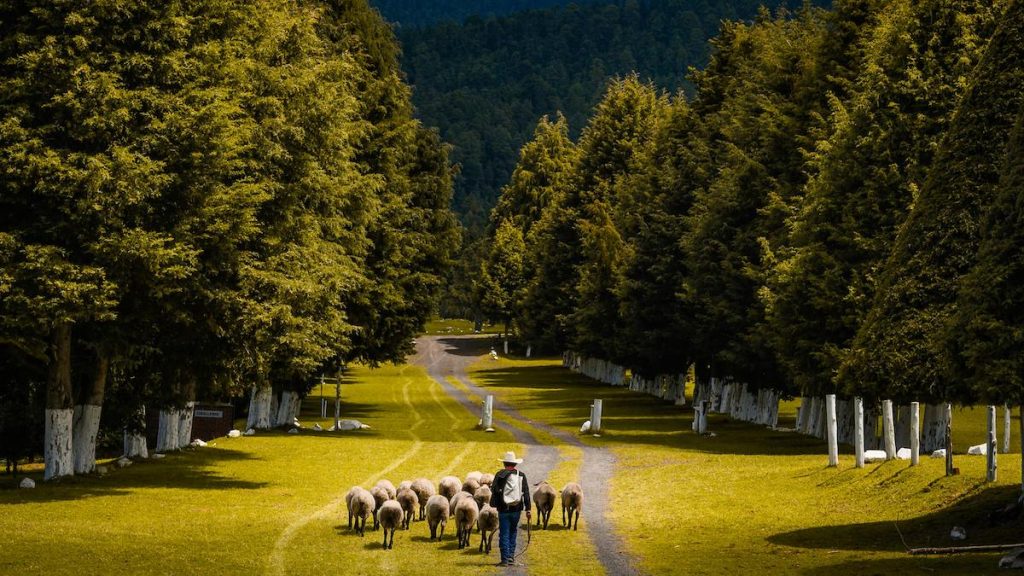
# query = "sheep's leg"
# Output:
<box><xmin>535</xmin><ymin>504</ymin><xmax>541</xmax><ymax>528</ymax></box>
<box><xmin>439</xmin><ymin>522</ymin><xmax>445</xmax><ymax>541</ymax></box>
<box><xmin>382</xmin><ymin>529</ymin><xmax>388</xmax><ymax>549</ymax></box>
<box><xmin>562</xmin><ymin>504</ymin><xmax>567</xmax><ymax>526</ymax></box>
<box><xmin>573</xmin><ymin>507</ymin><xmax>580</xmax><ymax>531</ymax></box>
<box><xmin>487</xmin><ymin>530</ymin><xmax>495</xmax><ymax>553</ymax></box>
<box><xmin>389</xmin><ymin>527</ymin><xmax>395</xmax><ymax>549</ymax></box>
<box><xmin>374</xmin><ymin>510</ymin><xmax>379</xmax><ymax>531</ymax></box>
<box><xmin>429</xmin><ymin>522</ymin><xmax>437</xmax><ymax>540</ymax></box>
<box><xmin>347</xmin><ymin>509</ymin><xmax>352</xmax><ymax>530</ymax></box>
<box><xmin>479</xmin><ymin>531</ymin><xmax>485</xmax><ymax>552</ymax></box>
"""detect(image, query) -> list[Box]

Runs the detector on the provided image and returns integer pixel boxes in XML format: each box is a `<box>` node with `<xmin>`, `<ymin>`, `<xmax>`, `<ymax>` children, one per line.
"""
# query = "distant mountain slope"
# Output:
<box><xmin>371</xmin><ymin>0</ymin><xmax>602</xmax><ymax>27</ymax></box>
<box><xmin>396</xmin><ymin>0</ymin><xmax>826</xmax><ymax>229</ymax></box>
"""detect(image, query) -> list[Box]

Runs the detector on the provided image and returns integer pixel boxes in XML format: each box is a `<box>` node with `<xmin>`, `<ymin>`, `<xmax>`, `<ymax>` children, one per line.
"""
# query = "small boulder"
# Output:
<box><xmin>931</xmin><ymin>449</ymin><xmax>947</xmax><ymax>458</ymax></box>
<box><xmin>19</xmin><ymin>478</ymin><xmax>35</xmax><ymax>489</ymax></box>
<box><xmin>337</xmin><ymin>419</ymin><xmax>365</xmax><ymax>431</ymax></box>
<box><xmin>227</xmin><ymin>429</ymin><xmax>242</xmax><ymax>438</ymax></box>
<box><xmin>244</xmin><ymin>428</ymin><xmax>256</xmax><ymax>436</ymax></box>
<box><xmin>313</xmin><ymin>423</ymin><xmax>323</xmax><ymax>431</ymax></box>
<box><xmin>896</xmin><ymin>448</ymin><xmax>912</xmax><ymax>460</ymax></box>
<box><xmin>950</xmin><ymin>526</ymin><xmax>967</xmax><ymax>541</ymax></box>
<box><xmin>190</xmin><ymin>439</ymin><xmax>207</xmax><ymax>447</ymax></box>
<box><xmin>863</xmin><ymin>450</ymin><xmax>888</xmax><ymax>463</ymax></box>
<box><xmin>968</xmin><ymin>443</ymin><xmax>988</xmax><ymax>456</ymax></box>
<box><xmin>151</xmin><ymin>453</ymin><xmax>166</xmax><ymax>459</ymax></box>
<box><xmin>117</xmin><ymin>457</ymin><xmax>132</xmax><ymax>468</ymax></box>
<box><xmin>288</xmin><ymin>428</ymin><xmax>299</xmax><ymax>434</ymax></box>
<box><xmin>96</xmin><ymin>465</ymin><xmax>109</xmax><ymax>475</ymax></box>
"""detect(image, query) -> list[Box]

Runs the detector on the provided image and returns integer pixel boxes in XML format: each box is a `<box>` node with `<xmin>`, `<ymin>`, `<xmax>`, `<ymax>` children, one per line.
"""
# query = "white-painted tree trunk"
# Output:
<box><xmin>526</xmin><ymin>345</ymin><xmax>531</xmax><ymax>358</ymax></box>
<box><xmin>503</xmin><ymin>340</ymin><xmax>508</xmax><ymax>355</ymax></box>
<box><xmin>1004</xmin><ymin>405</ymin><xmax>1012</xmax><ymax>455</ymax></box>
<box><xmin>247</xmin><ymin>383</ymin><xmax>273</xmax><ymax>430</ymax></box>
<box><xmin>826</xmin><ymin>395</ymin><xmax>838</xmax><ymax>467</ymax></box>
<box><xmin>945</xmin><ymin>403</ymin><xmax>955</xmax><ymax>477</ymax></box>
<box><xmin>156</xmin><ymin>409</ymin><xmax>180</xmax><ymax>453</ymax></box>
<box><xmin>123</xmin><ymin>406</ymin><xmax>148</xmax><ymax>458</ymax></box>
<box><xmin>854</xmin><ymin>398</ymin><xmax>865</xmax><ymax>468</ymax></box>
<box><xmin>275</xmin><ymin>392</ymin><xmax>298</xmax><ymax>427</ymax></box>
<box><xmin>988</xmin><ymin>406</ymin><xmax>998</xmax><ymax>482</ymax></box>
<box><xmin>910</xmin><ymin>402</ymin><xmax>920</xmax><ymax>466</ymax></box>
<box><xmin>176</xmin><ymin>402</ymin><xmax>195</xmax><ymax>448</ymax></box>
<box><xmin>44</xmin><ymin>409</ymin><xmax>74</xmax><ymax>481</ymax></box>
<box><xmin>481</xmin><ymin>395</ymin><xmax>494</xmax><ymax>429</ymax></box>
<box><xmin>72</xmin><ymin>404</ymin><xmax>102</xmax><ymax>474</ymax></box>
<box><xmin>883</xmin><ymin>400</ymin><xmax>896</xmax><ymax>460</ymax></box>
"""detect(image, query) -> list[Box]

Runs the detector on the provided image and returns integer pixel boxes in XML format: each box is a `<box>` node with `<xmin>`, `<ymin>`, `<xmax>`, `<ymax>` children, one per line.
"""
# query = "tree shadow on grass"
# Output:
<box><xmin>794</xmin><ymin>555</ymin><xmax>1005</xmax><ymax>576</ymax></box>
<box><xmin>0</xmin><ymin>447</ymin><xmax>267</xmax><ymax>504</ymax></box>
<box><xmin>434</xmin><ymin>336</ymin><xmax>498</xmax><ymax>358</ymax></box>
<box><xmin>769</xmin><ymin>484</ymin><xmax>1023</xmax><ymax>554</ymax></box>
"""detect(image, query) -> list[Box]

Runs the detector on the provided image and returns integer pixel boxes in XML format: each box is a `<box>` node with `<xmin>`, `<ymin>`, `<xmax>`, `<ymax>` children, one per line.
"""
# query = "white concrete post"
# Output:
<box><xmin>503</xmin><ymin>340</ymin><xmax>509</xmax><ymax>355</ymax></box>
<box><xmin>910</xmin><ymin>402</ymin><xmax>920</xmax><ymax>466</ymax></box>
<box><xmin>526</xmin><ymin>345</ymin><xmax>532</xmax><ymax>358</ymax></box>
<box><xmin>1004</xmin><ymin>404</ymin><xmax>1011</xmax><ymax>455</ymax></box>
<box><xmin>945</xmin><ymin>403</ymin><xmax>955</xmax><ymax>477</ymax></box>
<box><xmin>988</xmin><ymin>405</ymin><xmax>998</xmax><ymax>482</ymax></box>
<box><xmin>826</xmin><ymin>395</ymin><xmax>838</xmax><ymax>467</ymax></box>
<box><xmin>592</xmin><ymin>399</ymin><xmax>603</xmax><ymax>434</ymax></box>
<box><xmin>883</xmin><ymin>400</ymin><xmax>896</xmax><ymax>460</ymax></box>
<box><xmin>482</xmin><ymin>395</ymin><xmax>494</xmax><ymax>430</ymax></box>
<box><xmin>854</xmin><ymin>398</ymin><xmax>865</xmax><ymax>468</ymax></box>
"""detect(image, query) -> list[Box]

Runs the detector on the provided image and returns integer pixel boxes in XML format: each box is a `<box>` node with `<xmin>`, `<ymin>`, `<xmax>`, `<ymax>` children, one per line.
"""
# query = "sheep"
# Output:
<box><xmin>479</xmin><ymin>472</ymin><xmax>494</xmax><ymax>487</ymax></box>
<box><xmin>561</xmin><ymin>482</ymin><xmax>584</xmax><ymax>531</ymax></box>
<box><xmin>473</xmin><ymin>485</ymin><xmax>492</xmax><ymax>510</ymax></box>
<box><xmin>477</xmin><ymin>504</ymin><xmax>499</xmax><ymax>553</ymax></box>
<box><xmin>398</xmin><ymin>480</ymin><xmax>413</xmax><ymax>493</ymax></box>
<box><xmin>462</xmin><ymin>477</ymin><xmax>481</xmax><ymax>494</ymax></box>
<box><xmin>532</xmin><ymin>481</ymin><xmax>558</xmax><ymax>529</ymax></box>
<box><xmin>345</xmin><ymin>486</ymin><xmax>361</xmax><ymax>530</ymax></box>
<box><xmin>349</xmin><ymin>487</ymin><xmax>375</xmax><ymax>536</ymax></box>
<box><xmin>438</xmin><ymin>475</ymin><xmax>462</xmax><ymax>502</ymax></box>
<box><xmin>425</xmin><ymin>494</ymin><xmax>450</xmax><ymax>541</ymax></box>
<box><xmin>378</xmin><ymin>500</ymin><xmax>403</xmax><ymax>549</ymax></box>
<box><xmin>454</xmin><ymin>495</ymin><xmax>480</xmax><ymax>549</ymax></box>
<box><xmin>411</xmin><ymin>478</ymin><xmax>436</xmax><ymax>520</ymax></box>
<box><xmin>375</xmin><ymin>479</ymin><xmax>397</xmax><ymax>500</ymax></box>
<box><xmin>449</xmin><ymin>490</ymin><xmax>473</xmax><ymax>518</ymax></box>
<box><xmin>465</xmin><ymin>470</ymin><xmax>483</xmax><ymax>484</ymax></box>
<box><xmin>397</xmin><ymin>487</ymin><xmax>418</xmax><ymax>530</ymax></box>
<box><xmin>370</xmin><ymin>485</ymin><xmax>390</xmax><ymax>531</ymax></box>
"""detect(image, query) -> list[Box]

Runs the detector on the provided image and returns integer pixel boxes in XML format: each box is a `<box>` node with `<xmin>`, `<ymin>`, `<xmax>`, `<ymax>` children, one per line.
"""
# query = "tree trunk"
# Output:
<box><xmin>44</xmin><ymin>322</ymin><xmax>74</xmax><ymax>481</ymax></box>
<box><xmin>176</xmin><ymin>378</ymin><xmax>196</xmax><ymax>449</ymax></box>
<box><xmin>247</xmin><ymin>381</ymin><xmax>273</xmax><ymax>430</ymax></box>
<box><xmin>73</xmin><ymin>352</ymin><xmax>108</xmax><ymax>474</ymax></box>
<box><xmin>156</xmin><ymin>408</ymin><xmax>179</xmax><ymax>453</ymax></box>
<box><xmin>123</xmin><ymin>406</ymin><xmax>148</xmax><ymax>459</ymax></box>
<box><xmin>275</xmin><ymin>390</ymin><xmax>298</xmax><ymax>427</ymax></box>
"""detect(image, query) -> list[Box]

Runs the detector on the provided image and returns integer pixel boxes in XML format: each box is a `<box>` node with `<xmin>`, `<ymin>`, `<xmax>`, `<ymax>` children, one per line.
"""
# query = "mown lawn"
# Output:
<box><xmin>469</xmin><ymin>345</ymin><xmax>1024</xmax><ymax>576</ymax></box>
<box><xmin>0</xmin><ymin>364</ymin><xmax>526</xmax><ymax>576</ymax></box>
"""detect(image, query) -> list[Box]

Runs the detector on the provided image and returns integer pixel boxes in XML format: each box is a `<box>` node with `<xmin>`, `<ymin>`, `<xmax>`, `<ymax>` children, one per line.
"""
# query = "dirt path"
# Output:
<box><xmin>412</xmin><ymin>335</ymin><xmax>641</xmax><ymax>576</ymax></box>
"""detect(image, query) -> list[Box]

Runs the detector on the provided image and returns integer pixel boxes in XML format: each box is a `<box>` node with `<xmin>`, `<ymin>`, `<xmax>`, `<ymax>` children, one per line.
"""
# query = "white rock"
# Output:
<box><xmin>327</xmin><ymin>425</ymin><xmax>337</xmax><ymax>432</ymax></box>
<box><xmin>580</xmin><ymin>420</ymin><xmax>592</xmax><ymax>434</ymax></box>
<box><xmin>293</xmin><ymin>418</ymin><xmax>301</xmax><ymax>428</ymax></box>
<box><xmin>313</xmin><ymin>423</ymin><xmax>323</xmax><ymax>431</ymax></box>
<box><xmin>931</xmin><ymin>449</ymin><xmax>947</xmax><ymax>458</ymax></box>
<box><xmin>151</xmin><ymin>453</ymin><xmax>165</xmax><ymax>459</ymax></box>
<box><xmin>950</xmin><ymin>526</ymin><xmax>967</xmax><ymax>541</ymax></box>
<box><xmin>967</xmin><ymin>443</ymin><xmax>987</xmax><ymax>455</ymax></box>
<box><xmin>863</xmin><ymin>450</ymin><xmax>888</xmax><ymax>463</ymax></box>
<box><xmin>19</xmin><ymin>478</ymin><xmax>35</xmax><ymax>489</ymax></box>
<box><xmin>896</xmin><ymin>447</ymin><xmax>912</xmax><ymax>460</ymax></box>
<box><xmin>337</xmin><ymin>419</ymin><xmax>365</xmax><ymax>431</ymax></box>
<box><xmin>244</xmin><ymin>428</ymin><xmax>256</xmax><ymax>436</ymax></box>
<box><xmin>288</xmin><ymin>428</ymin><xmax>299</xmax><ymax>434</ymax></box>
<box><xmin>117</xmin><ymin>457</ymin><xmax>132</xmax><ymax>468</ymax></box>
<box><xmin>96</xmin><ymin>465</ymin><xmax>108</xmax><ymax>475</ymax></box>
<box><xmin>190</xmin><ymin>439</ymin><xmax>207</xmax><ymax>447</ymax></box>
<box><xmin>227</xmin><ymin>429</ymin><xmax>242</xmax><ymax>438</ymax></box>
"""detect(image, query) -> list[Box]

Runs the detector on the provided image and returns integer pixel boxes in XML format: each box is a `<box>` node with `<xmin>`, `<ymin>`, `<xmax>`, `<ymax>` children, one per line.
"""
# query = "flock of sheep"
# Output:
<box><xmin>345</xmin><ymin>471</ymin><xmax>585</xmax><ymax>551</ymax></box>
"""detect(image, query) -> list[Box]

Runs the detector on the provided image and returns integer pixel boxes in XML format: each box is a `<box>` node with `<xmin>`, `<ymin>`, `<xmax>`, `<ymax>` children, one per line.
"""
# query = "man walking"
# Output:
<box><xmin>490</xmin><ymin>450</ymin><xmax>532</xmax><ymax>567</ymax></box>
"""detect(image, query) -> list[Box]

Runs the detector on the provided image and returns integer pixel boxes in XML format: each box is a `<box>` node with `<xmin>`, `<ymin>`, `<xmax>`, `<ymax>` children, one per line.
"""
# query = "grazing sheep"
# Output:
<box><xmin>345</xmin><ymin>486</ymin><xmax>361</xmax><ymax>530</ymax></box>
<box><xmin>532</xmin><ymin>481</ymin><xmax>558</xmax><ymax>529</ymax></box>
<box><xmin>370</xmin><ymin>486</ymin><xmax>390</xmax><ymax>531</ymax></box>
<box><xmin>477</xmin><ymin>505</ymin><xmax>499</xmax><ymax>553</ymax></box>
<box><xmin>349</xmin><ymin>487</ymin><xmax>376</xmax><ymax>536</ymax></box>
<box><xmin>479</xmin><ymin>473</ymin><xmax>494</xmax><ymax>487</ymax></box>
<box><xmin>561</xmin><ymin>482</ymin><xmax>583</xmax><ymax>531</ymax></box>
<box><xmin>398</xmin><ymin>480</ymin><xmax>413</xmax><ymax>493</ymax></box>
<box><xmin>397</xmin><ymin>487</ymin><xmax>418</xmax><ymax>529</ymax></box>
<box><xmin>449</xmin><ymin>490</ymin><xmax>473</xmax><ymax>517</ymax></box>
<box><xmin>455</xmin><ymin>496</ymin><xmax>480</xmax><ymax>549</ymax></box>
<box><xmin>411</xmin><ymin>478</ymin><xmax>436</xmax><ymax>520</ymax></box>
<box><xmin>439</xmin><ymin>475</ymin><xmax>461</xmax><ymax>501</ymax></box>
<box><xmin>375</xmin><ymin>479</ymin><xmax>397</xmax><ymax>500</ymax></box>
<box><xmin>425</xmin><ymin>494</ymin><xmax>450</xmax><ymax>541</ymax></box>
<box><xmin>378</xmin><ymin>500</ymin><xmax>403</xmax><ymax>549</ymax></box>
<box><xmin>465</xmin><ymin>470</ymin><xmax>483</xmax><ymax>484</ymax></box>
<box><xmin>462</xmin><ymin>478</ymin><xmax>480</xmax><ymax>494</ymax></box>
<box><xmin>473</xmin><ymin>485</ymin><xmax>492</xmax><ymax>510</ymax></box>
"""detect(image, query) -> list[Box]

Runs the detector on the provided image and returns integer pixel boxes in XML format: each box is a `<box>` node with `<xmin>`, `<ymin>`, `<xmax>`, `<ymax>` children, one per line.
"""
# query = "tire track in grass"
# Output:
<box><xmin>429</xmin><ymin>380</ymin><xmax>478</xmax><ymax>478</ymax></box>
<box><xmin>266</xmin><ymin>367</ymin><xmax>425</xmax><ymax>576</ymax></box>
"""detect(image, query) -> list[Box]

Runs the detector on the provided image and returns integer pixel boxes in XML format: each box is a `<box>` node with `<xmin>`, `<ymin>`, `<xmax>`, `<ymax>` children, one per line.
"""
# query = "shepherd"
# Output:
<box><xmin>490</xmin><ymin>450</ymin><xmax>532</xmax><ymax>567</ymax></box>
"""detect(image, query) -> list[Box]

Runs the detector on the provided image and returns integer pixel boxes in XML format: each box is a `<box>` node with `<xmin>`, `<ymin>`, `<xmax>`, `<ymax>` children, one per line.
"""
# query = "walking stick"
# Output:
<box><xmin>515</xmin><ymin>512</ymin><xmax>532</xmax><ymax>561</ymax></box>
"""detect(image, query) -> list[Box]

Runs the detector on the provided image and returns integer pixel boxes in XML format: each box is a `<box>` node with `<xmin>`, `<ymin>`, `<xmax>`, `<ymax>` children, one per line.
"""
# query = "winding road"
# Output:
<box><xmin>412</xmin><ymin>335</ymin><xmax>641</xmax><ymax>576</ymax></box>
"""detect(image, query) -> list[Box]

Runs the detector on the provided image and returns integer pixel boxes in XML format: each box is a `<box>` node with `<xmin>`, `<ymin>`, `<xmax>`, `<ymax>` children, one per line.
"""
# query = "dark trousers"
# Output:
<box><xmin>498</xmin><ymin>509</ymin><xmax>521</xmax><ymax>562</ymax></box>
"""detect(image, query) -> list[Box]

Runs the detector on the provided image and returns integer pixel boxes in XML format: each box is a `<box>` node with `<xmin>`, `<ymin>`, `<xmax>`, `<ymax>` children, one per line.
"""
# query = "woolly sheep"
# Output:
<box><xmin>454</xmin><ymin>495</ymin><xmax>480</xmax><ymax>549</ymax></box>
<box><xmin>411</xmin><ymin>478</ymin><xmax>436</xmax><ymax>520</ymax></box>
<box><xmin>378</xmin><ymin>500</ymin><xmax>403</xmax><ymax>549</ymax></box>
<box><xmin>425</xmin><ymin>494</ymin><xmax>450</xmax><ymax>541</ymax></box>
<box><xmin>345</xmin><ymin>486</ymin><xmax>361</xmax><ymax>530</ymax></box>
<box><xmin>532</xmin><ymin>481</ymin><xmax>558</xmax><ymax>529</ymax></box>
<box><xmin>370</xmin><ymin>485</ymin><xmax>390</xmax><ymax>531</ymax></box>
<box><xmin>479</xmin><ymin>472</ymin><xmax>494</xmax><ymax>486</ymax></box>
<box><xmin>438</xmin><ymin>475</ymin><xmax>461</xmax><ymax>501</ymax></box>
<box><xmin>465</xmin><ymin>470</ymin><xmax>483</xmax><ymax>484</ymax></box>
<box><xmin>473</xmin><ymin>485</ymin><xmax>492</xmax><ymax>510</ymax></box>
<box><xmin>561</xmin><ymin>482</ymin><xmax>583</xmax><ymax>531</ymax></box>
<box><xmin>375</xmin><ymin>479</ymin><xmax>397</xmax><ymax>500</ymax></box>
<box><xmin>398</xmin><ymin>480</ymin><xmax>413</xmax><ymax>493</ymax></box>
<box><xmin>477</xmin><ymin>504</ymin><xmax>499</xmax><ymax>554</ymax></box>
<box><xmin>349</xmin><ymin>487</ymin><xmax>375</xmax><ymax>536</ymax></box>
<box><xmin>397</xmin><ymin>487</ymin><xmax>418</xmax><ymax>530</ymax></box>
<box><xmin>462</xmin><ymin>477</ymin><xmax>480</xmax><ymax>494</ymax></box>
<box><xmin>449</xmin><ymin>490</ymin><xmax>473</xmax><ymax>517</ymax></box>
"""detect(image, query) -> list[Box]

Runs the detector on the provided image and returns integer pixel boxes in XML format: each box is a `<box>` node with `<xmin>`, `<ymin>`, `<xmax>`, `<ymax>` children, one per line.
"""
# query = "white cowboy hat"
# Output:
<box><xmin>497</xmin><ymin>450</ymin><xmax>523</xmax><ymax>464</ymax></box>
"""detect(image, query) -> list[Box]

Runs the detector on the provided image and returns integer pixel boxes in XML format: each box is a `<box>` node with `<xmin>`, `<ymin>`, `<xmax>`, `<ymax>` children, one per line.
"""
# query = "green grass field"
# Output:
<box><xmin>2</xmin><ymin>343</ymin><xmax>1022</xmax><ymax>575</ymax></box>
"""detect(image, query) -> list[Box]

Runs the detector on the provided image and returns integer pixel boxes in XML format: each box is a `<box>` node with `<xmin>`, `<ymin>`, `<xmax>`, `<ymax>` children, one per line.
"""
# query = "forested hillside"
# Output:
<box><xmin>371</xmin><ymin>0</ymin><xmax>601</xmax><ymax>26</ymax></box>
<box><xmin>396</xmin><ymin>0</ymin><xmax>826</xmax><ymax>229</ymax></box>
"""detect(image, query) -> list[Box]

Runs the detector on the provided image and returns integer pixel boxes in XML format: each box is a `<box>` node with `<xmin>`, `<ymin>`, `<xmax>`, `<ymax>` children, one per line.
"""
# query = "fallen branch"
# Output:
<box><xmin>908</xmin><ymin>543</ymin><xmax>1024</xmax><ymax>555</ymax></box>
